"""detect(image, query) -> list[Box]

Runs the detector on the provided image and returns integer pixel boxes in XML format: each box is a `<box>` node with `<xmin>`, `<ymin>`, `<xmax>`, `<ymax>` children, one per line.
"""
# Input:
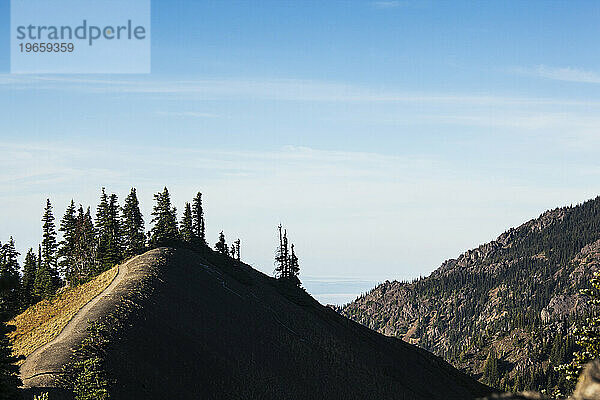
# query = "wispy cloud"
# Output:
<box><xmin>156</xmin><ymin>111</ymin><xmax>221</xmax><ymax>118</ymax></box>
<box><xmin>418</xmin><ymin>111</ymin><xmax>600</xmax><ymax>131</ymax></box>
<box><xmin>513</xmin><ymin>65</ymin><xmax>600</xmax><ymax>84</ymax></box>
<box><xmin>372</xmin><ymin>1</ymin><xmax>404</xmax><ymax>8</ymax></box>
<box><xmin>3</xmin><ymin>74</ymin><xmax>600</xmax><ymax>107</ymax></box>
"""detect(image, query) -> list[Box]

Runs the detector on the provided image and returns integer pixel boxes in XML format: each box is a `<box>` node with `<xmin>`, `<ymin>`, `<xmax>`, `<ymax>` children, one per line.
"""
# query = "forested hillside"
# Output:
<box><xmin>341</xmin><ymin>196</ymin><xmax>600</xmax><ymax>393</ymax></box>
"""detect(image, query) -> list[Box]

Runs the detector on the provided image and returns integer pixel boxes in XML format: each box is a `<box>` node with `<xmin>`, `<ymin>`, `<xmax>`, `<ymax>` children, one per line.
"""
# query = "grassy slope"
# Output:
<box><xmin>9</xmin><ymin>266</ymin><xmax>118</xmax><ymax>360</ymax></box>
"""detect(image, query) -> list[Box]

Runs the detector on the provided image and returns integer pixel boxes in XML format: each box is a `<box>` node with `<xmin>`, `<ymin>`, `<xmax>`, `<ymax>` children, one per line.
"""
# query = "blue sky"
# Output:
<box><xmin>1</xmin><ymin>1</ymin><xmax>600</xmax><ymax>301</ymax></box>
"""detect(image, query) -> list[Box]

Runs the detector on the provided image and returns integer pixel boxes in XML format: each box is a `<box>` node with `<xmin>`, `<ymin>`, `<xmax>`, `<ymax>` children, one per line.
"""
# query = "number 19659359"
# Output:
<box><xmin>19</xmin><ymin>43</ymin><xmax>74</xmax><ymax>52</ymax></box>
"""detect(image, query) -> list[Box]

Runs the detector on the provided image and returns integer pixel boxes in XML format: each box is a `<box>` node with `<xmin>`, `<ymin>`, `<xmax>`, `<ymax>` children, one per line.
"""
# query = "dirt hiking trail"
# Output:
<box><xmin>20</xmin><ymin>249</ymin><xmax>167</xmax><ymax>388</ymax></box>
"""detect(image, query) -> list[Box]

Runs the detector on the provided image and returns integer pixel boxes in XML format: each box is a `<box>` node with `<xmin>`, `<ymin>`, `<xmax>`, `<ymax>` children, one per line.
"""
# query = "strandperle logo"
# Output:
<box><xmin>11</xmin><ymin>0</ymin><xmax>151</xmax><ymax>74</ymax></box>
<box><xmin>15</xmin><ymin>20</ymin><xmax>147</xmax><ymax>46</ymax></box>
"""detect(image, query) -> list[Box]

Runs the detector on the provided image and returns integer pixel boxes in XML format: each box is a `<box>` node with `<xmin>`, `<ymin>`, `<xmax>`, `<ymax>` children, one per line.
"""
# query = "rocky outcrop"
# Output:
<box><xmin>571</xmin><ymin>360</ymin><xmax>600</xmax><ymax>400</ymax></box>
<box><xmin>342</xmin><ymin>196</ymin><xmax>600</xmax><ymax>392</ymax></box>
<box><xmin>479</xmin><ymin>360</ymin><xmax>600</xmax><ymax>400</ymax></box>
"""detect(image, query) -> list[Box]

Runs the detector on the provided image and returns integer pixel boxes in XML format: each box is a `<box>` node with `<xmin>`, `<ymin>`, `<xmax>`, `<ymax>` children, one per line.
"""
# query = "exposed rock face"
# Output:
<box><xmin>342</xmin><ymin>197</ymin><xmax>600</xmax><ymax>391</ymax></box>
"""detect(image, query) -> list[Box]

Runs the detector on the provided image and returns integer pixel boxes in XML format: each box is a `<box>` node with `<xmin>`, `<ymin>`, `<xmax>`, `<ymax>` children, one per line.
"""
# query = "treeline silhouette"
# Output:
<box><xmin>274</xmin><ymin>224</ymin><xmax>301</xmax><ymax>287</ymax></box>
<box><xmin>0</xmin><ymin>187</ymin><xmax>254</xmax><ymax>317</ymax></box>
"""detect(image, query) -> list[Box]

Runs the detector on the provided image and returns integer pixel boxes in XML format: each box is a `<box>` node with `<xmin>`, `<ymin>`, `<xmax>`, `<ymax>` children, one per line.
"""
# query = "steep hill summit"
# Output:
<box><xmin>342</xmin><ymin>196</ymin><xmax>600</xmax><ymax>393</ymax></box>
<box><xmin>19</xmin><ymin>246</ymin><xmax>490</xmax><ymax>400</ymax></box>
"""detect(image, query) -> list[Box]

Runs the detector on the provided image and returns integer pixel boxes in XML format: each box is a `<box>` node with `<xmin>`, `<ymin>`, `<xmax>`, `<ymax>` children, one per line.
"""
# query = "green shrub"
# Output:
<box><xmin>73</xmin><ymin>357</ymin><xmax>109</xmax><ymax>400</ymax></box>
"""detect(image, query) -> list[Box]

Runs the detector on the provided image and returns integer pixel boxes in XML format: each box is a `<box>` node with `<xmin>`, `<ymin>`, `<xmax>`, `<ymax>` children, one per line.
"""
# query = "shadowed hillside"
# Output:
<box><xmin>22</xmin><ymin>246</ymin><xmax>491</xmax><ymax>400</ymax></box>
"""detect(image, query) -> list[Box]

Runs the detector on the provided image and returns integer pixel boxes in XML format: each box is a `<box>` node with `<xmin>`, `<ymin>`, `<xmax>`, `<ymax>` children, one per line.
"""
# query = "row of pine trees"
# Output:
<box><xmin>0</xmin><ymin>186</ymin><xmax>304</xmax><ymax>321</ymax></box>
<box><xmin>0</xmin><ymin>187</ymin><xmax>228</xmax><ymax>318</ymax></box>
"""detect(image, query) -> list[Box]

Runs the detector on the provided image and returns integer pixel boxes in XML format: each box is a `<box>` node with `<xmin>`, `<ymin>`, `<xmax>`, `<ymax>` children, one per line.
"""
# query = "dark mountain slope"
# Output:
<box><xmin>342</xmin><ymin>196</ymin><xmax>600</xmax><ymax>392</ymax></box>
<box><xmin>101</xmin><ymin>247</ymin><xmax>489</xmax><ymax>400</ymax></box>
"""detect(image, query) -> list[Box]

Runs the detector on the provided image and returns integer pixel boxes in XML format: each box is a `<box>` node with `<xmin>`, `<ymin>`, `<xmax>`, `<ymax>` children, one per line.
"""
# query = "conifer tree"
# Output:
<box><xmin>106</xmin><ymin>193</ymin><xmax>123</xmax><ymax>265</ymax></box>
<box><xmin>95</xmin><ymin>188</ymin><xmax>110</xmax><ymax>269</ymax></box>
<box><xmin>191</xmin><ymin>192</ymin><xmax>205</xmax><ymax>244</ymax></box>
<box><xmin>235</xmin><ymin>239</ymin><xmax>241</xmax><ymax>261</ymax></box>
<box><xmin>215</xmin><ymin>231</ymin><xmax>227</xmax><ymax>255</ymax></box>
<box><xmin>0</xmin><ymin>239</ymin><xmax>20</xmax><ymax>315</ymax></box>
<box><xmin>35</xmin><ymin>199</ymin><xmax>59</xmax><ymax>298</ymax></box>
<box><xmin>275</xmin><ymin>225</ymin><xmax>289</xmax><ymax>279</ymax></box>
<box><xmin>0</xmin><ymin>282</ymin><xmax>20</xmax><ymax>400</ymax></box>
<box><xmin>33</xmin><ymin>264</ymin><xmax>53</xmax><ymax>301</ymax></box>
<box><xmin>38</xmin><ymin>245</ymin><xmax>41</xmax><ymax>273</ymax></box>
<box><xmin>121</xmin><ymin>188</ymin><xmax>145</xmax><ymax>257</ymax></box>
<box><xmin>289</xmin><ymin>243</ymin><xmax>300</xmax><ymax>279</ymax></box>
<box><xmin>149</xmin><ymin>187</ymin><xmax>179</xmax><ymax>246</ymax></box>
<box><xmin>70</xmin><ymin>206</ymin><xmax>97</xmax><ymax>284</ymax></box>
<box><xmin>274</xmin><ymin>225</ymin><xmax>301</xmax><ymax>286</ymax></box>
<box><xmin>483</xmin><ymin>348</ymin><xmax>500</xmax><ymax>387</ymax></box>
<box><xmin>58</xmin><ymin>200</ymin><xmax>77</xmax><ymax>279</ymax></box>
<box><xmin>275</xmin><ymin>225</ymin><xmax>285</xmax><ymax>278</ymax></box>
<box><xmin>21</xmin><ymin>248</ymin><xmax>37</xmax><ymax>308</ymax></box>
<box><xmin>96</xmin><ymin>189</ymin><xmax>122</xmax><ymax>271</ymax></box>
<box><xmin>180</xmin><ymin>202</ymin><xmax>194</xmax><ymax>242</ymax></box>
<box><xmin>0</xmin><ymin>242</ymin><xmax>21</xmax><ymax>398</ymax></box>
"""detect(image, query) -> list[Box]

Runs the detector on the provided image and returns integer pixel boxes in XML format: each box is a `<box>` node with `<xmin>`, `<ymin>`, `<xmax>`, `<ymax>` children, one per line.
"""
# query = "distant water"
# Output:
<box><xmin>302</xmin><ymin>278</ymin><xmax>379</xmax><ymax>306</ymax></box>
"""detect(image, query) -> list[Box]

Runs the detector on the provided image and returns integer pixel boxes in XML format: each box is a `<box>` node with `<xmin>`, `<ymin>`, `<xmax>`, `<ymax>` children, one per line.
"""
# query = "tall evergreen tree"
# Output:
<box><xmin>95</xmin><ymin>188</ymin><xmax>110</xmax><ymax>270</ymax></box>
<box><xmin>180</xmin><ymin>202</ymin><xmax>193</xmax><ymax>243</ymax></box>
<box><xmin>21</xmin><ymin>248</ymin><xmax>37</xmax><ymax>308</ymax></box>
<box><xmin>0</xmin><ymin>320</ymin><xmax>20</xmax><ymax>399</ymax></box>
<box><xmin>34</xmin><ymin>263</ymin><xmax>53</xmax><ymax>300</ymax></box>
<box><xmin>121</xmin><ymin>188</ymin><xmax>145</xmax><ymax>257</ymax></box>
<box><xmin>0</xmin><ymin>239</ymin><xmax>20</xmax><ymax>315</ymax></box>
<box><xmin>274</xmin><ymin>225</ymin><xmax>301</xmax><ymax>286</ymax></box>
<box><xmin>58</xmin><ymin>200</ymin><xmax>77</xmax><ymax>279</ymax></box>
<box><xmin>70</xmin><ymin>206</ymin><xmax>97</xmax><ymax>284</ymax></box>
<box><xmin>234</xmin><ymin>239</ymin><xmax>241</xmax><ymax>261</ymax></box>
<box><xmin>191</xmin><ymin>192</ymin><xmax>205</xmax><ymax>244</ymax></box>
<box><xmin>0</xmin><ymin>241</ymin><xmax>20</xmax><ymax>399</ymax></box>
<box><xmin>35</xmin><ymin>199</ymin><xmax>59</xmax><ymax>298</ymax></box>
<box><xmin>215</xmin><ymin>231</ymin><xmax>227</xmax><ymax>255</ymax></box>
<box><xmin>289</xmin><ymin>243</ymin><xmax>300</xmax><ymax>279</ymax></box>
<box><xmin>96</xmin><ymin>189</ymin><xmax>122</xmax><ymax>271</ymax></box>
<box><xmin>0</xmin><ymin>295</ymin><xmax>20</xmax><ymax>400</ymax></box>
<box><xmin>483</xmin><ymin>348</ymin><xmax>500</xmax><ymax>388</ymax></box>
<box><xmin>275</xmin><ymin>225</ymin><xmax>289</xmax><ymax>279</ymax></box>
<box><xmin>149</xmin><ymin>187</ymin><xmax>179</xmax><ymax>246</ymax></box>
<box><xmin>106</xmin><ymin>193</ymin><xmax>123</xmax><ymax>265</ymax></box>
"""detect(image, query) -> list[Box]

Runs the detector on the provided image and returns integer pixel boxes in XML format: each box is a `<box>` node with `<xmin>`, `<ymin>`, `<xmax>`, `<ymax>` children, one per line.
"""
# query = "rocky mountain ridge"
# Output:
<box><xmin>342</xmin><ymin>197</ymin><xmax>600</xmax><ymax>392</ymax></box>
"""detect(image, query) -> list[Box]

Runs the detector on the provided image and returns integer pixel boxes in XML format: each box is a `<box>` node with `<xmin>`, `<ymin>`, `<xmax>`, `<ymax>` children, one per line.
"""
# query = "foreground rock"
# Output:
<box><xmin>480</xmin><ymin>360</ymin><xmax>600</xmax><ymax>400</ymax></box>
<box><xmin>571</xmin><ymin>360</ymin><xmax>600</xmax><ymax>400</ymax></box>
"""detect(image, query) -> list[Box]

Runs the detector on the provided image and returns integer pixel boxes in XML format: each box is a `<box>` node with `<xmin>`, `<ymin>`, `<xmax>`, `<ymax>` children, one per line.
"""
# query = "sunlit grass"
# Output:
<box><xmin>8</xmin><ymin>266</ymin><xmax>119</xmax><ymax>361</ymax></box>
